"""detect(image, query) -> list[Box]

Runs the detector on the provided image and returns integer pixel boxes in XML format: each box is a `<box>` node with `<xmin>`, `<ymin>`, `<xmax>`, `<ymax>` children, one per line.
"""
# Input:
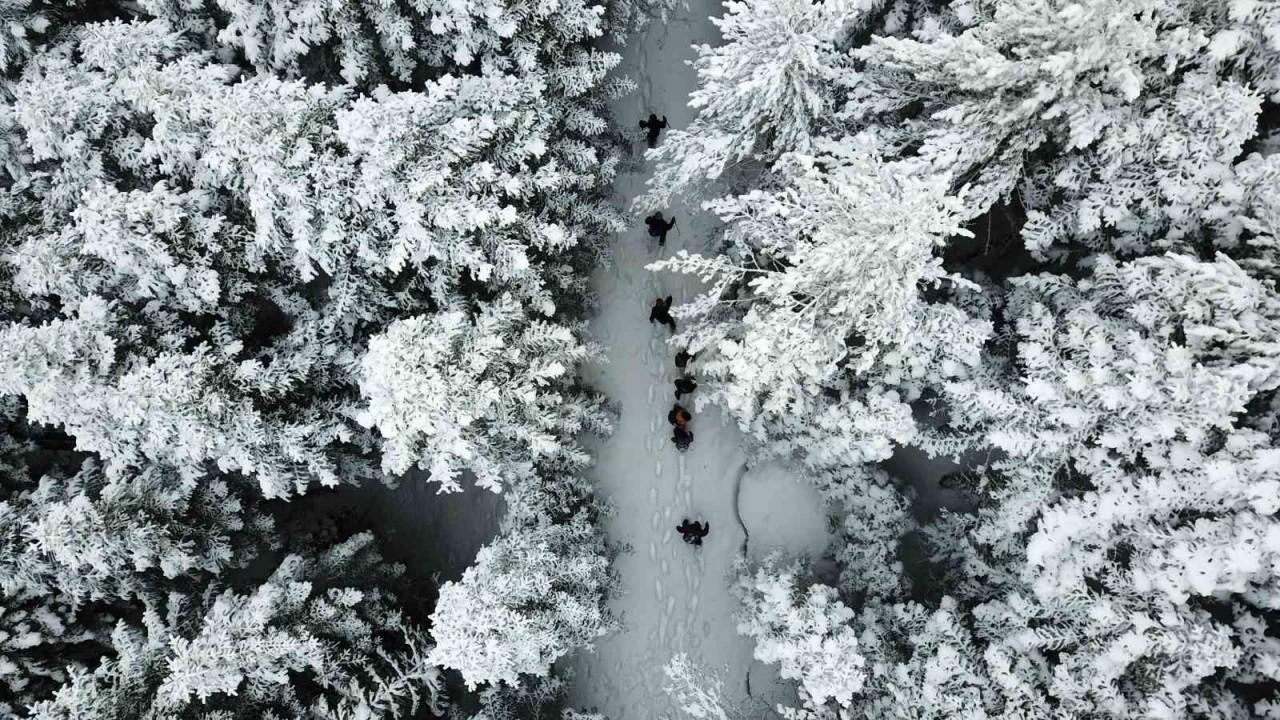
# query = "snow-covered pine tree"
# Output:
<box><xmin>23</xmin><ymin>462</ymin><xmax>273</xmax><ymax>603</ymax></box>
<box><xmin>842</xmin><ymin>597</ymin><xmax>1056</xmax><ymax>720</ymax></box>
<box><xmin>428</xmin><ymin>509</ymin><xmax>616</xmax><ymax>689</ymax></box>
<box><xmin>1</xmin><ymin>19</ymin><xmax>363</xmax><ymax>496</ymax></box>
<box><xmin>358</xmin><ymin>294</ymin><xmax>609</xmax><ymax>492</ymax></box>
<box><xmin>638</xmin><ymin>0</ymin><xmax>960</xmax><ymax>212</ymax></box>
<box><xmin>663</xmin><ymin>653</ymin><xmax>735</xmax><ymax>720</ymax></box>
<box><xmin>437</xmin><ymin>467</ymin><xmax>616</xmax><ymax>717</ymax></box>
<box><xmin>0</xmin><ymin>505</ymin><xmax>102</xmax><ymax>716</ymax></box>
<box><xmin>0</xmin><ymin>0</ymin><xmax>58</xmax><ymax>73</ymax></box>
<box><xmin>649</xmin><ymin>136</ymin><xmax>989</xmax><ymax>465</ymax></box>
<box><xmin>207</xmin><ymin>0</ymin><xmax>624</xmax><ymax>85</ymax></box>
<box><xmin>638</xmin><ymin>0</ymin><xmax>842</xmax><ymax>210</ymax></box>
<box><xmin>816</xmin><ymin>464</ymin><xmax>916</xmax><ymax>601</ymax></box>
<box><xmin>463</xmin><ymin>673</ymin><xmax>590</xmax><ymax>720</ymax></box>
<box><xmin>136</xmin><ymin>0</ymin><xmax>634</xmax><ymax>269</ymax></box>
<box><xmin>732</xmin><ymin>555</ymin><xmax>866</xmax><ymax>709</ymax></box>
<box><xmin>0</xmin><ymin>455</ymin><xmax>273</xmax><ymax>713</ymax></box>
<box><xmin>944</xmin><ymin>253</ymin><xmax>1280</xmax><ymax>604</ymax></box>
<box><xmin>918</xmin><ymin>253</ymin><xmax>1280</xmax><ymax>715</ymax></box>
<box><xmin>843</xmin><ymin>0</ymin><xmax>1280</xmax><ymax>257</ymax></box>
<box><xmin>28</xmin><ymin>532</ymin><xmax>444</xmax><ymax>720</ymax></box>
<box><xmin>0</xmin><ymin>17</ymin><xmax>614</xmax><ymax>496</ymax></box>
<box><xmin>0</xmin><ymin>0</ymin><xmax>626</xmax><ymax>716</ymax></box>
<box><xmin>330</xmin><ymin>73</ymin><xmax>617</xmax><ymax>312</ymax></box>
<box><xmin>648</xmin><ymin>0</ymin><xmax>1280</xmax><ymax>716</ymax></box>
<box><xmin>0</xmin><ymin>0</ymin><xmax>132</xmax><ymax>75</ymax></box>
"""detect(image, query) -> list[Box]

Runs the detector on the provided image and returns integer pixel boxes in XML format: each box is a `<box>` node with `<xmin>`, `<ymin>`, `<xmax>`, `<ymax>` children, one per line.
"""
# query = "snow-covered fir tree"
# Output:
<box><xmin>358</xmin><ymin>294</ymin><xmax>610</xmax><ymax>492</ymax></box>
<box><xmin>428</xmin><ymin>501</ymin><xmax>616</xmax><ymax>689</ymax></box>
<box><xmin>0</xmin><ymin>0</ymin><xmax>634</xmax><ymax>714</ymax></box>
<box><xmin>843</xmin><ymin>0</ymin><xmax>1280</xmax><ymax>256</ymax></box>
<box><xmin>732</xmin><ymin>556</ymin><xmax>865</xmax><ymax>709</ymax></box>
<box><xmin>638</xmin><ymin>0</ymin><xmax>843</xmax><ymax>209</ymax></box>
<box><xmin>663</xmin><ymin>654</ymin><xmax>735</xmax><ymax>720</ymax></box>
<box><xmin>817</xmin><ymin>464</ymin><xmax>915</xmax><ymax>601</ymax></box>
<box><xmin>28</xmin><ymin>533</ymin><xmax>444</xmax><ymax>720</ymax></box>
<box><xmin>0</xmin><ymin>13</ymin><xmax>618</xmax><ymax>497</ymax></box>
<box><xmin>649</xmin><ymin>0</ymin><xmax>1280</xmax><ymax>716</ymax></box>
<box><xmin>209</xmin><ymin>0</ymin><xmax>621</xmax><ymax>85</ymax></box>
<box><xmin>15</xmin><ymin>461</ymin><xmax>272</xmax><ymax>603</ymax></box>
<box><xmin>649</xmin><ymin>135</ymin><xmax>989</xmax><ymax>467</ymax></box>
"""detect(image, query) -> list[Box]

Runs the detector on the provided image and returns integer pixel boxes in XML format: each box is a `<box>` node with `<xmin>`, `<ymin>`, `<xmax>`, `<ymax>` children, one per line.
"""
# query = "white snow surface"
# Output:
<box><xmin>738</xmin><ymin>463</ymin><xmax>830</xmax><ymax>563</ymax></box>
<box><xmin>564</xmin><ymin>6</ymin><xmax>831</xmax><ymax>717</ymax></box>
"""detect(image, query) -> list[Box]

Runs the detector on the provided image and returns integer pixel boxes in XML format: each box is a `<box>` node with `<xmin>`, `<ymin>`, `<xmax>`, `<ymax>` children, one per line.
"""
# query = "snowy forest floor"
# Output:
<box><xmin>561</xmin><ymin>5</ymin><xmax>830</xmax><ymax>718</ymax></box>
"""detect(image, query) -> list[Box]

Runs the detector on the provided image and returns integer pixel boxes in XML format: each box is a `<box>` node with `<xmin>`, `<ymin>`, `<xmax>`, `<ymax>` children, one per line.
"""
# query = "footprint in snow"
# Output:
<box><xmin>660</xmin><ymin>559</ymin><xmax>669</xmax><ymax>574</ymax></box>
<box><xmin>702</xmin><ymin>620</ymin><xmax>711</xmax><ymax>638</ymax></box>
<box><xmin>648</xmin><ymin>543</ymin><xmax>657</xmax><ymax>561</ymax></box>
<box><xmin>661</xmin><ymin>528</ymin><xmax>673</xmax><ymax>544</ymax></box>
<box><xmin>655</xmin><ymin>460</ymin><xmax>662</xmax><ymax>476</ymax></box>
<box><xmin>665</xmin><ymin>595</ymin><xmax>676</xmax><ymax>618</ymax></box>
<box><xmin>662</xmin><ymin>506</ymin><xmax>672</xmax><ymax>521</ymax></box>
<box><xmin>654</xmin><ymin>578</ymin><xmax>663</xmax><ymax>599</ymax></box>
<box><xmin>650</xmin><ymin>510</ymin><xmax>660</xmax><ymax>530</ymax></box>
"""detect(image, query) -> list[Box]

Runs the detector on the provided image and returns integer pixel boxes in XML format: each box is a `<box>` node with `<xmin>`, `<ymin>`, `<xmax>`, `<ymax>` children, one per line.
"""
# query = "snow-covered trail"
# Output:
<box><xmin>564</xmin><ymin>6</ymin><xmax>828</xmax><ymax>718</ymax></box>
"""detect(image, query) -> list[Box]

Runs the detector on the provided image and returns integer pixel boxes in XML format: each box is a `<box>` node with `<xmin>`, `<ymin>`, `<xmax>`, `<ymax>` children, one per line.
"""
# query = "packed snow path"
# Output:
<box><xmin>564</xmin><ymin>6</ymin><xmax>829</xmax><ymax>718</ymax></box>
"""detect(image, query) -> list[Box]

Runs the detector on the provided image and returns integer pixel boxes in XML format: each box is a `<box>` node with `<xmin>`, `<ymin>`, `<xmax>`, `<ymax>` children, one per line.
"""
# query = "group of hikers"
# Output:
<box><xmin>640</xmin><ymin>112</ymin><xmax>710</xmax><ymax>548</ymax></box>
<box><xmin>662</xmin><ymin>349</ymin><xmax>697</xmax><ymax>452</ymax></box>
<box><xmin>640</xmin><ymin>115</ymin><xmax>678</xmax><ymax>247</ymax></box>
<box><xmin>665</xmin><ymin>350</ymin><xmax>697</xmax><ymax>448</ymax></box>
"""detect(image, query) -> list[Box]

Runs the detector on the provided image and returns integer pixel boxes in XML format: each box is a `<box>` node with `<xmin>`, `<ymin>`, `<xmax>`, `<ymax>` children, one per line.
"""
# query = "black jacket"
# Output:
<box><xmin>646</xmin><ymin>213</ymin><xmax>676</xmax><ymax>237</ymax></box>
<box><xmin>640</xmin><ymin>114</ymin><xmax>668</xmax><ymax>132</ymax></box>
<box><xmin>650</xmin><ymin>296</ymin><xmax>674</xmax><ymax>324</ymax></box>
<box><xmin>677</xmin><ymin>520</ymin><xmax>708</xmax><ymax>537</ymax></box>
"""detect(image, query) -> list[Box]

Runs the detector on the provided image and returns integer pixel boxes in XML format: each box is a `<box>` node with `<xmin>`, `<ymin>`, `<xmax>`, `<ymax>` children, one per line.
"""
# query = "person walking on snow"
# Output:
<box><xmin>677</xmin><ymin>519</ymin><xmax>709</xmax><ymax>545</ymax></box>
<box><xmin>645</xmin><ymin>212</ymin><xmax>677</xmax><ymax>247</ymax></box>
<box><xmin>674</xmin><ymin>376</ymin><xmax>697</xmax><ymax>400</ymax></box>
<box><xmin>668</xmin><ymin>403</ymin><xmax>691</xmax><ymax>428</ymax></box>
<box><xmin>675</xmin><ymin>349</ymin><xmax>695</xmax><ymax>371</ymax></box>
<box><xmin>639</xmin><ymin>113</ymin><xmax>668</xmax><ymax>148</ymax></box>
<box><xmin>673</xmin><ymin>425</ymin><xmax>694</xmax><ymax>451</ymax></box>
<box><xmin>650</xmin><ymin>296</ymin><xmax>676</xmax><ymax>331</ymax></box>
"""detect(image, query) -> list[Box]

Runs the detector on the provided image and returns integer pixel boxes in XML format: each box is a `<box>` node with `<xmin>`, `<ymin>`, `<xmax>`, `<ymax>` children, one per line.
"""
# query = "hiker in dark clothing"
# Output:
<box><xmin>639</xmin><ymin>113</ymin><xmax>668</xmax><ymax>148</ymax></box>
<box><xmin>667</xmin><ymin>403</ymin><xmax>691</xmax><ymax>428</ymax></box>
<box><xmin>673</xmin><ymin>425</ymin><xmax>694</xmax><ymax>451</ymax></box>
<box><xmin>674</xmin><ymin>377</ymin><xmax>697</xmax><ymax>400</ymax></box>
<box><xmin>644</xmin><ymin>212</ymin><xmax>677</xmax><ymax>247</ymax></box>
<box><xmin>677</xmin><ymin>519</ymin><xmax>709</xmax><ymax>545</ymax></box>
<box><xmin>649</xmin><ymin>296</ymin><xmax>675</xmax><ymax>331</ymax></box>
<box><xmin>675</xmin><ymin>349</ymin><xmax>695</xmax><ymax>371</ymax></box>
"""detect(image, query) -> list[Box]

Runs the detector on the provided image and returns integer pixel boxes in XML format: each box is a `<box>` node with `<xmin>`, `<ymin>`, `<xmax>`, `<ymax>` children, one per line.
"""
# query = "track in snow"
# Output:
<box><xmin>562</xmin><ymin>4</ymin><xmax>828</xmax><ymax>718</ymax></box>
